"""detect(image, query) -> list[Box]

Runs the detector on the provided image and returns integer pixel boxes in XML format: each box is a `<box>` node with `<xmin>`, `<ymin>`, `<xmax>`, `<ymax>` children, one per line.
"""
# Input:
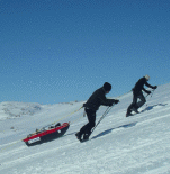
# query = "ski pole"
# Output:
<box><xmin>145</xmin><ymin>89</ymin><xmax>155</xmax><ymax>98</ymax></box>
<box><xmin>145</xmin><ymin>89</ymin><xmax>155</xmax><ymax>107</ymax></box>
<box><xmin>150</xmin><ymin>89</ymin><xmax>155</xmax><ymax>98</ymax></box>
<box><xmin>91</xmin><ymin>106</ymin><xmax>114</xmax><ymax>133</ymax></box>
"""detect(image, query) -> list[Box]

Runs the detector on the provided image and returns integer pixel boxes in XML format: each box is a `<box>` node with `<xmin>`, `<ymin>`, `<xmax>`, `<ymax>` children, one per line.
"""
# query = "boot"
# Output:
<box><xmin>133</xmin><ymin>107</ymin><xmax>139</xmax><ymax>114</ymax></box>
<box><xmin>126</xmin><ymin>108</ymin><xmax>133</xmax><ymax>117</ymax></box>
<box><xmin>83</xmin><ymin>134</ymin><xmax>90</xmax><ymax>140</ymax></box>
<box><xmin>126</xmin><ymin>113</ymin><xmax>133</xmax><ymax>117</ymax></box>
<box><xmin>75</xmin><ymin>132</ymin><xmax>82</xmax><ymax>141</ymax></box>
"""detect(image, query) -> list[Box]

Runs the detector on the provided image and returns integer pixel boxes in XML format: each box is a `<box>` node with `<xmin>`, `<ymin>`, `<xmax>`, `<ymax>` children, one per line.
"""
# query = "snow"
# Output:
<box><xmin>0</xmin><ymin>83</ymin><xmax>170</xmax><ymax>174</ymax></box>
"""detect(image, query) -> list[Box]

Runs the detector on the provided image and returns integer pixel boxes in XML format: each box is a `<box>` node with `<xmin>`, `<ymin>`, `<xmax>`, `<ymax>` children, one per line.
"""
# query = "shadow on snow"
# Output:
<box><xmin>141</xmin><ymin>104</ymin><xmax>168</xmax><ymax>113</ymax></box>
<box><xmin>91</xmin><ymin>121</ymin><xmax>138</xmax><ymax>140</ymax></box>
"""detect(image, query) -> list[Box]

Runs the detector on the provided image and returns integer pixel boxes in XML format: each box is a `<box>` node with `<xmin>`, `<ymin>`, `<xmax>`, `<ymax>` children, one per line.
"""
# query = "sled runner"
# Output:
<box><xmin>22</xmin><ymin>123</ymin><xmax>70</xmax><ymax>146</ymax></box>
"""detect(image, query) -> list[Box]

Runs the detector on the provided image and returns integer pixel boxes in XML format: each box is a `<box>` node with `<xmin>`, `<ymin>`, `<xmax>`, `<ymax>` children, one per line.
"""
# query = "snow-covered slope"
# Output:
<box><xmin>0</xmin><ymin>83</ymin><xmax>170</xmax><ymax>174</ymax></box>
<box><xmin>0</xmin><ymin>101</ymin><xmax>42</xmax><ymax>120</ymax></box>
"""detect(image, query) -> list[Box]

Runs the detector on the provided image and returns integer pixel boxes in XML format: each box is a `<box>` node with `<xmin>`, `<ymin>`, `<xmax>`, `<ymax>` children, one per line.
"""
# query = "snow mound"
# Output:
<box><xmin>0</xmin><ymin>101</ymin><xmax>42</xmax><ymax>120</ymax></box>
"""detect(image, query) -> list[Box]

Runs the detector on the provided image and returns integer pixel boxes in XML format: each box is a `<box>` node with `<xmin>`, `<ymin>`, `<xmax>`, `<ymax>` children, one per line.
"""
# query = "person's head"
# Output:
<box><xmin>144</xmin><ymin>75</ymin><xmax>150</xmax><ymax>81</ymax></box>
<box><xmin>104</xmin><ymin>82</ymin><xmax>111</xmax><ymax>93</ymax></box>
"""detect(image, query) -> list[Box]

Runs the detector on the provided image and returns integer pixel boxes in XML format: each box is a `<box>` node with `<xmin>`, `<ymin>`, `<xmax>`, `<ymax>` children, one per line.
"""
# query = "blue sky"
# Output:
<box><xmin>0</xmin><ymin>0</ymin><xmax>170</xmax><ymax>105</ymax></box>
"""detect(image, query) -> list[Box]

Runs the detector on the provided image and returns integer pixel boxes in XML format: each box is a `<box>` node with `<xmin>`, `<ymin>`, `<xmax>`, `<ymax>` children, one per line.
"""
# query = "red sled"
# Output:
<box><xmin>22</xmin><ymin>123</ymin><xmax>70</xmax><ymax>146</ymax></box>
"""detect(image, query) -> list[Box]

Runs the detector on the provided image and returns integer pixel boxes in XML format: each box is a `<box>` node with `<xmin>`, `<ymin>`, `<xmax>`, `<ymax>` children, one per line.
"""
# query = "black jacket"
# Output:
<box><xmin>133</xmin><ymin>78</ymin><xmax>155</xmax><ymax>93</ymax></box>
<box><xmin>85</xmin><ymin>87</ymin><xmax>116</xmax><ymax>111</ymax></box>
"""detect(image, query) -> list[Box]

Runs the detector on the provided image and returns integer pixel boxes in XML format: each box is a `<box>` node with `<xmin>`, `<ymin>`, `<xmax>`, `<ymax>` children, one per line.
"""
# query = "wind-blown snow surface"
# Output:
<box><xmin>0</xmin><ymin>83</ymin><xmax>170</xmax><ymax>174</ymax></box>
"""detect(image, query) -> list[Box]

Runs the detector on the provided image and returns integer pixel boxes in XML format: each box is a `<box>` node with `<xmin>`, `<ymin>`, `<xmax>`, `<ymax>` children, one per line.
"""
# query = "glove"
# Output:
<box><xmin>114</xmin><ymin>99</ymin><xmax>119</xmax><ymax>104</ymax></box>
<box><xmin>147</xmin><ymin>91</ymin><xmax>151</xmax><ymax>95</ymax></box>
<box><xmin>153</xmin><ymin>86</ymin><xmax>157</xmax><ymax>90</ymax></box>
<box><xmin>108</xmin><ymin>101</ymin><xmax>114</xmax><ymax>107</ymax></box>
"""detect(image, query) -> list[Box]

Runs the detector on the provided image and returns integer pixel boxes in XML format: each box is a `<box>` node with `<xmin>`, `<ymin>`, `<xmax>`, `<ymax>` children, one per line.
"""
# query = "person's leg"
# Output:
<box><xmin>126</xmin><ymin>104</ymin><xmax>133</xmax><ymax>115</ymax></box>
<box><xmin>132</xmin><ymin>91</ymin><xmax>144</xmax><ymax>113</ymax></box>
<box><xmin>78</xmin><ymin>109</ymin><xmax>96</xmax><ymax>140</ymax></box>
<box><xmin>126</xmin><ymin>91</ymin><xmax>138</xmax><ymax>116</ymax></box>
<box><xmin>83</xmin><ymin>109</ymin><xmax>96</xmax><ymax>139</ymax></box>
<box><xmin>137</xmin><ymin>93</ymin><xmax>146</xmax><ymax>109</ymax></box>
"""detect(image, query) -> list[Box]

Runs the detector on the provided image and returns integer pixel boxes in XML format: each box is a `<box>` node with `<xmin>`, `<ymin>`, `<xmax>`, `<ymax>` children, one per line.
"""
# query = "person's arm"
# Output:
<box><xmin>145</xmin><ymin>81</ymin><xmax>157</xmax><ymax>90</ymax></box>
<box><xmin>99</xmin><ymin>93</ymin><xmax>119</xmax><ymax>106</ymax></box>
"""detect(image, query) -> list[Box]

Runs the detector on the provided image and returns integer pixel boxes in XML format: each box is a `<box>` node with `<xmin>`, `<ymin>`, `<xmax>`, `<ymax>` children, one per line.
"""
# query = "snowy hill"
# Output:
<box><xmin>0</xmin><ymin>83</ymin><xmax>170</xmax><ymax>174</ymax></box>
<box><xmin>0</xmin><ymin>101</ymin><xmax>42</xmax><ymax>120</ymax></box>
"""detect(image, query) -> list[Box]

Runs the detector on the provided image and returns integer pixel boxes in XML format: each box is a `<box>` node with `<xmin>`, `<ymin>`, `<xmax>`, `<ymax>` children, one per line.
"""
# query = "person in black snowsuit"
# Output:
<box><xmin>126</xmin><ymin>75</ymin><xmax>157</xmax><ymax>117</ymax></box>
<box><xmin>76</xmin><ymin>82</ymin><xmax>119</xmax><ymax>142</ymax></box>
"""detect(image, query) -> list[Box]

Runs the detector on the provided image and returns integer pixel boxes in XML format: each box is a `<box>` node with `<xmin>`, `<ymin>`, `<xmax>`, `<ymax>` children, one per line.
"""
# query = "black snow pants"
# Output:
<box><xmin>79</xmin><ymin>109</ymin><xmax>96</xmax><ymax>137</ymax></box>
<box><xmin>127</xmin><ymin>90</ymin><xmax>146</xmax><ymax>114</ymax></box>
